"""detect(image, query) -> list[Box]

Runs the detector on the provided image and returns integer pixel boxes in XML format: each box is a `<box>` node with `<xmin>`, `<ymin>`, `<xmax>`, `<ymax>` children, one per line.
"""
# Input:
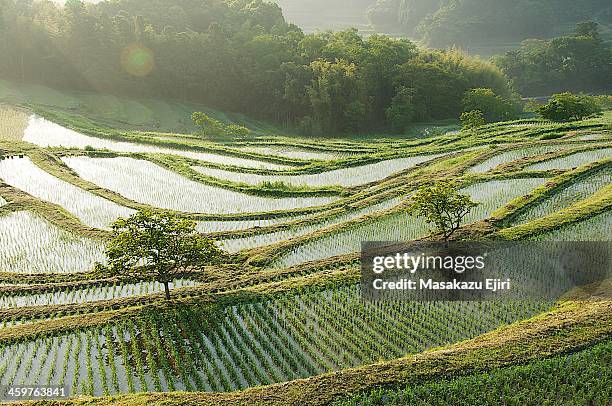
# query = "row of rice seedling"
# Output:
<box><xmin>219</xmin><ymin>198</ymin><xmax>403</xmax><ymax>253</ymax></box>
<box><xmin>236</xmin><ymin>146</ymin><xmax>356</xmax><ymax>161</ymax></box>
<box><xmin>0</xmin><ymin>211</ymin><xmax>106</xmax><ymax>274</ymax></box>
<box><xmin>0</xmin><ymin>286</ymin><xmax>550</xmax><ymax>396</ymax></box>
<box><xmin>525</xmin><ymin>148</ymin><xmax>612</xmax><ymax>170</ymax></box>
<box><xmin>335</xmin><ymin>340</ymin><xmax>611</xmax><ymax>406</ymax></box>
<box><xmin>23</xmin><ymin>116</ymin><xmax>290</xmax><ymax>170</ymax></box>
<box><xmin>193</xmin><ymin>154</ymin><xmax>445</xmax><ymax>188</ymax></box>
<box><xmin>0</xmin><ymin>105</ymin><xmax>28</xmax><ymax>141</ymax></box>
<box><xmin>577</xmin><ymin>133</ymin><xmax>611</xmax><ymax>141</ymax></box>
<box><xmin>195</xmin><ymin>212</ymin><xmax>318</xmax><ymax>233</ymax></box>
<box><xmin>0</xmin><ymin>157</ymin><xmax>134</xmax><ymax>229</ymax></box>
<box><xmin>0</xmin><ymin>280</ymin><xmax>201</xmax><ymax>309</ymax></box>
<box><xmin>510</xmin><ymin>168</ymin><xmax>611</xmax><ymax>225</ymax></box>
<box><xmin>468</xmin><ymin>145</ymin><xmax>574</xmax><ymax>173</ymax></box>
<box><xmin>271</xmin><ymin>179</ymin><xmax>546</xmax><ymax>268</ymax></box>
<box><xmin>62</xmin><ymin>157</ymin><xmax>338</xmax><ymax>214</ymax></box>
<box><xmin>529</xmin><ymin>212</ymin><xmax>611</xmax><ymax>241</ymax></box>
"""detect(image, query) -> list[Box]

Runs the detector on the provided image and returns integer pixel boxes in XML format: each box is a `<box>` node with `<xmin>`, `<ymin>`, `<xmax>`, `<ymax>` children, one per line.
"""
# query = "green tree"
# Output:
<box><xmin>105</xmin><ymin>210</ymin><xmax>223</xmax><ymax>300</ymax></box>
<box><xmin>460</xmin><ymin>110</ymin><xmax>486</xmax><ymax>129</ymax></box>
<box><xmin>408</xmin><ymin>181</ymin><xmax>479</xmax><ymax>244</ymax></box>
<box><xmin>538</xmin><ymin>92</ymin><xmax>602</xmax><ymax>121</ymax></box>
<box><xmin>462</xmin><ymin>88</ymin><xmax>518</xmax><ymax>122</ymax></box>
<box><xmin>386</xmin><ymin>86</ymin><xmax>417</xmax><ymax>133</ymax></box>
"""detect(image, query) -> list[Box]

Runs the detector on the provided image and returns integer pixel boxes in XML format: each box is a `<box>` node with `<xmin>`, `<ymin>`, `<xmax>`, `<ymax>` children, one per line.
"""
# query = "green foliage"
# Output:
<box><xmin>538</xmin><ymin>93</ymin><xmax>603</xmax><ymax>121</ymax></box>
<box><xmin>494</xmin><ymin>22</ymin><xmax>612</xmax><ymax>96</ymax></box>
<box><xmin>0</xmin><ymin>1</ymin><xmax>513</xmax><ymax>135</ymax></box>
<box><xmin>192</xmin><ymin>112</ymin><xmax>251</xmax><ymax>138</ymax></box>
<box><xmin>462</xmin><ymin>88</ymin><xmax>518</xmax><ymax>122</ymax></box>
<box><xmin>460</xmin><ymin>110</ymin><xmax>486</xmax><ymax>129</ymax></box>
<box><xmin>408</xmin><ymin>180</ymin><xmax>479</xmax><ymax>242</ymax></box>
<box><xmin>104</xmin><ymin>210</ymin><xmax>222</xmax><ymax>299</ymax></box>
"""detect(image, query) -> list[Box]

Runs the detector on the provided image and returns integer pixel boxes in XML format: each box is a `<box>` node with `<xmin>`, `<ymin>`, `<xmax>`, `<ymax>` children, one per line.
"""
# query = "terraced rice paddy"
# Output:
<box><xmin>196</xmin><ymin>214</ymin><xmax>316</xmax><ymax>233</ymax></box>
<box><xmin>468</xmin><ymin>144</ymin><xmax>575</xmax><ymax>173</ymax></box>
<box><xmin>1</xmin><ymin>104</ymin><xmax>611</xmax><ymax>404</ymax></box>
<box><xmin>23</xmin><ymin>117</ymin><xmax>290</xmax><ymax>169</ymax></box>
<box><xmin>272</xmin><ymin>179</ymin><xmax>546</xmax><ymax>268</ymax></box>
<box><xmin>0</xmin><ymin>285</ymin><xmax>550</xmax><ymax>396</ymax></box>
<box><xmin>194</xmin><ymin>154</ymin><xmax>444</xmax><ymax>187</ymax></box>
<box><xmin>237</xmin><ymin>146</ymin><xmax>353</xmax><ymax>161</ymax></box>
<box><xmin>62</xmin><ymin>157</ymin><xmax>338</xmax><ymax>214</ymax></box>
<box><xmin>220</xmin><ymin>198</ymin><xmax>403</xmax><ymax>253</ymax></box>
<box><xmin>0</xmin><ymin>280</ymin><xmax>201</xmax><ymax>309</ymax></box>
<box><xmin>525</xmin><ymin>148</ymin><xmax>612</xmax><ymax>170</ymax></box>
<box><xmin>0</xmin><ymin>211</ymin><xmax>106</xmax><ymax>274</ymax></box>
<box><xmin>530</xmin><ymin>212</ymin><xmax>612</xmax><ymax>241</ymax></box>
<box><xmin>335</xmin><ymin>340</ymin><xmax>612</xmax><ymax>405</ymax></box>
<box><xmin>511</xmin><ymin>168</ymin><xmax>611</xmax><ymax>225</ymax></box>
<box><xmin>0</xmin><ymin>157</ymin><xmax>134</xmax><ymax>229</ymax></box>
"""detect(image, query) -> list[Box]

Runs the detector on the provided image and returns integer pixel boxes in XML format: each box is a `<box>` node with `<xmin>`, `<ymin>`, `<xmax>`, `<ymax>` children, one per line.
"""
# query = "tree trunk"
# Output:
<box><xmin>163</xmin><ymin>281</ymin><xmax>171</xmax><ymax>300</ymax></box>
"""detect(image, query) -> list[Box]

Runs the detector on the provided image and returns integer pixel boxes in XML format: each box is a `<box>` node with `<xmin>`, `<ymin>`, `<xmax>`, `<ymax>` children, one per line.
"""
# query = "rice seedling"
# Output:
<box><xmin>237</xmin><ymin>146</ymin><xmax>355</xmax><ymax>161</ymax></box>
<box><xmin>0</xmin><ymin>280</ymin><xmax>201</xmax><ymax>309</ymax></box>
<box><xmin>193</xmin><ymin>154</ymin><xmax>445</xmax><ymax>188</ymax></box>
<box><xmin>23</xmin><ymin>116</ymin><xmax>290</xmax><ymax>170</ymax></box>
<box><xmin>577</xmin><ymin>133</ymin><xmax>611</xmax><ymax>141</ymax></box>
<box><xmin>220</xmin><ymin>198</ymin><xmax>403</xmax><ymax>253</ymax></box>
<box><xmin>468</xmin><ymin>145</ymin><xmax>573</xmax><ymax>173</ymax></box>
<box><xmin>529</xmin><ymin>212</ymin><xmax>611</xmax><ymax>241</ymax></box>
<box><xmin>0</xmin><ymin>105</ymin><xmax>28</xmax><ymax>141</ymax></box>
<box><xmin>271</xmin><ymin>179</ymin><xmax>545</xmax><ymax>268</ymax></box>
<box><xmin>0</xmin><ymin>211</ymin><xmax>106</xmax><ymax>274</ymax></box>
<box><xmin>335</xmin><ymin>340</ymin><xmax>612</xmax><ymax>406</ymax></box>
<box><xmin>525</xmin><ymin>148</ymin><xmax>612</xmax><ymax>170</ymax></box>
<box><xmin>0</xmin><ymin>286</ymin><xmax>550</xmax><ymax>396</ymax></box>
<box><xmin>511</xmin><ymin>168</ymin><xmax>611</xmax><ymax>225</ymax></box>
<box><xmin>62</xmin><ymin>157</ymin><xmax>338</xmax><ymax>214</ymax></box>
<box><xmin>0</xmin><ymin>157</ymin><xmax>134</xmax><ymax>229</ymax></box>
<box><xmin>195</xmin><ymin>213</ymin><xmax>316</xmax><ymax>233</ymax></box>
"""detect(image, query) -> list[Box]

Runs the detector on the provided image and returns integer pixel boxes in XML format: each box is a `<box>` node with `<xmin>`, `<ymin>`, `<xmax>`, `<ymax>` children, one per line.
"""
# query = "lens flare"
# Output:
<box><xmin>121</xmin><ymin>43</ymin><xmax>155</xmax><ymax>77</ymax></box>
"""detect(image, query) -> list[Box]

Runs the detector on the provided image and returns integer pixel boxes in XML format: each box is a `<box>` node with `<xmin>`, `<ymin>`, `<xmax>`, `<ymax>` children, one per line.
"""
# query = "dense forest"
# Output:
<box><xmin>0</xmin><ymin>0</ymin><xmax>514</xmax><ymax>135</ymax></box>
<box><xmin>368</xmin><ymin>0</ymin><xmax>612</xmax><ymax>46</ymax></box>
<box><xmin>493</xmin><ymin>22</ymin><xmax>612</xmax><ymax>96</ymax></box>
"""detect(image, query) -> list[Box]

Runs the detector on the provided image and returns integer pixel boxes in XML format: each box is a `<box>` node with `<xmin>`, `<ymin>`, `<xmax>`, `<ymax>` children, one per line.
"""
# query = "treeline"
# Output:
<box><xmin>0</xmin><ymin>0</ymin><xmax>514</xmax><ymax>134</ymax></box>
<box><xmin>493</xmin><ymin>22</ymin><xmax>612</xmax><ymax>96</ymax></box>
<box><xmin>368</xmin><ymin>0</ymin><xmax>612</xmax><ymax>47</ymax></box>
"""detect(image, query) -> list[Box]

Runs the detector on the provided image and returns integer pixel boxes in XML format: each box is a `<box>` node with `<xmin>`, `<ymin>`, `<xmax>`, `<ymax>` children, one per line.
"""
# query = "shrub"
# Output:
<box><xmin>460</xmin><ymin>110</ymin><xmax>486</xmax><ymax>129</ymax></box>
<box><xmin>538</xmin><ymin>93</ymin><xmax>602</xmax><ymax>121</ymax></box>
<box><xmin>192</xmin><ymin>112</ymin><xmax>251</xmax><ymax>138</ymax></box>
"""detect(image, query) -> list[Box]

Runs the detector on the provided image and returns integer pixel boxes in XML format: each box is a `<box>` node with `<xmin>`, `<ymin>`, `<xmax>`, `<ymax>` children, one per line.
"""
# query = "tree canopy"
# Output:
<box><xmin>408</xmin><ymin>181</ymin><xmax>479</xmax><ymax>243</ymax></box>
<box><xmin>0</xmin><ymin>0</ymin><xmax>514</xmax><ymax>135</ymax></box>
<box><xmin>493</xmin><ymin>22</ymin><xmax>612</xmax><ymax>96</ymax></box>
<box><xmin>105</xmin><ymin>210</ymin><xmax>223</xmax><ymax>300</ymax></box>
<box><xmin>367</xmin><ymin>0</ymin><xmax>612</xmax><ymax>48</ymax></box>
<box><xmin>538</xmin><ymin>93</ymin><xmax>603</xmax><ymax>122</ymax></box>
